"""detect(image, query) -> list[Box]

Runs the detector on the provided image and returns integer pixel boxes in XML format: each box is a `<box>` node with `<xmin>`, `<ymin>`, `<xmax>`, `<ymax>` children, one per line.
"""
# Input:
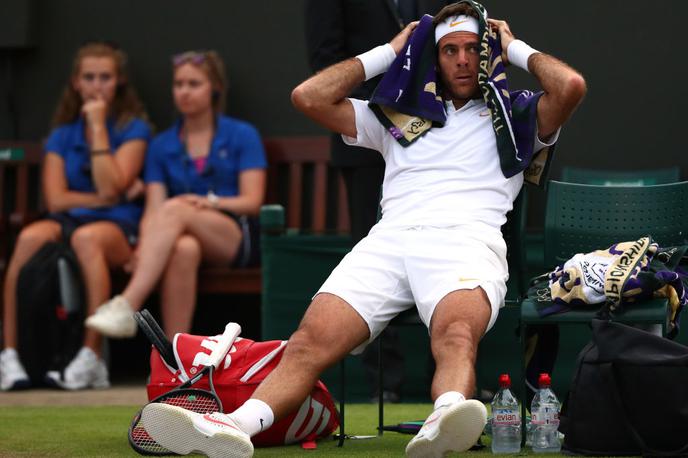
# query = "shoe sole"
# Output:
<box><xmin>0</xmin><ymin>379</ymin><xmax>31</xmax><ymax>391</ymax></box>
<box><xmin>44</xmin><ymin>372</ymin><xmax>110</xmax><ymax>391</ymax></box>
<box><xmin>142</xmin><ymin>403</ymin><xmax>254</xmax><ymax>458</ymax></box>
<box><xmin>84</xmin><ymin>316</ymin><xmax>136</xmax><ymax>338</ymax></box>
<box><xmin>406</xmin><ymin>400</ymin><xmax>487</xmax><ymax>458</ymax></box>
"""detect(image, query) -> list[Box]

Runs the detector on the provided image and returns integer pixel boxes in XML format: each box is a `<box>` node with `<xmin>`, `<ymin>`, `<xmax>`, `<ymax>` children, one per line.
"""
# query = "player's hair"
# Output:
<box><xmin>172</xmin><ymin>50</ymin><xmax>227</xmax><ymax>114</ymax></box>
<box><xmin>52</xmin><ymin>41</ymin><xmax>147</xmax><ymax>128</ymax></box>
<box><xmin>433</xmin><ymin>2</ymin><xmax>480</xmax><ymax>26</ymax></box>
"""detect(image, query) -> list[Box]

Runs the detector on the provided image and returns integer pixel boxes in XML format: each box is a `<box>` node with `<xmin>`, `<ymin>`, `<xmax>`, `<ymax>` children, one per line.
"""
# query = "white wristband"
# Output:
<box><xmin>507</xmin><ymin>39</ymin><xmax>539</xmax><ymax>73</ymax></box>
<box><xmin>356</xmin><ymin>43</ymin><xmax>396</xmax><ymax>81</ymax></box>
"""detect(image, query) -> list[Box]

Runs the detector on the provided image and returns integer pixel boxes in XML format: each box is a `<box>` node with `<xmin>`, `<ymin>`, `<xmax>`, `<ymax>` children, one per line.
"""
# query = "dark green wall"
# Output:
<box><xmin>486</xmin><ymin>0</ymin><xmax>688</xmax><ymax>222</ymax></box>
<box><xmin>1</xmin><ymin>0</ymin><xmax>316</xmax><ymax>139</ymax></box>
<box><xmin>1</xmin><ymin>0</ymin><xmax>687</xmax><ymax>226</ymax></box>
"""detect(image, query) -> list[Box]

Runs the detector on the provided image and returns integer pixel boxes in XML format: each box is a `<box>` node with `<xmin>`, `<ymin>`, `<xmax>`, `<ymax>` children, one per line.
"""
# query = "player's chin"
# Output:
<box><xmin>449</xmin><ymin>88</ymin><xmax>479</xmax><ymax>102</ymax></box>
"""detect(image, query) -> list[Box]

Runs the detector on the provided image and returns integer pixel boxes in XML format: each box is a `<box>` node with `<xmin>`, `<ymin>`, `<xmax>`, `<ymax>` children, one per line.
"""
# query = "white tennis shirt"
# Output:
<box><xmin>343</xmin><ymin>97</ymin><xmax>556</xmax><ymax>233</ymax></box>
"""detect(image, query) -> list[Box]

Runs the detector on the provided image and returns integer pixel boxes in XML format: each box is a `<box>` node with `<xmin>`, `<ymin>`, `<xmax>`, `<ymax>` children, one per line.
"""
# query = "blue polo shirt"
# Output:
<box><xmin>44</xmin><ymin>116</ymin><xmax>151</xmax><ymax>228</ymax></box>
<box><xmin>144</xmin><ymin>115</ymin><xmax>266</xmax><ymax>197</ymax></box>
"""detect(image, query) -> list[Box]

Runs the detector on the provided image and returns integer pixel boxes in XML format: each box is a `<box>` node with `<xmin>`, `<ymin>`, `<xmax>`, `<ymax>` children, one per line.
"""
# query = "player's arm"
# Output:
<box><xmin>83</xmin><ymin>97</ymin><xmax>146</xmax><ymax>200</ymax></box>
<box><xmin>488</xmin><ymin>18</ymin><xmax>587</xmax><ymax>140</ymax></box>
<box><xmin>292</xmin><ymin>21</ymin><xmax>418</xmax><ymax>138</ymax></box>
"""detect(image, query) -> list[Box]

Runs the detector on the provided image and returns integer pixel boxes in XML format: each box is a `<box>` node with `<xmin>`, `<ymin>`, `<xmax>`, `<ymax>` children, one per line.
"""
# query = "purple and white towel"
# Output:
<box><xmin>369</xmin><ymin>0</ymin><xmax>553</xmax><ymax>186</ymax></box>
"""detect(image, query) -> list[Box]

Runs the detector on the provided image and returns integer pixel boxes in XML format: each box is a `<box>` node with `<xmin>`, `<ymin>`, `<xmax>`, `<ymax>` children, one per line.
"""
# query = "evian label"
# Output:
<box><xmin>531</xmin><ymin>406</ymin><xmax>559</xmax><ymax>426</ymax></box>
<box><xmin>493</xmin><ymin>408</ymin><xmax>520</xmax><ymax>426</ymax></box>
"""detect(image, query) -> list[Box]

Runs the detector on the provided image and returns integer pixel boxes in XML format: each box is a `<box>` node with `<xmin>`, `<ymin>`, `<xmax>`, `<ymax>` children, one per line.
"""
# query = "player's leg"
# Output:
<box><xmin>252</xmin><ymin>293</ymin><xmax>369</xmax><ymax>411</ymax></box>
<box><xmin>142</xmin><ymin>228</ymin><xmax>412</xmax><ymax>458</ymax></box>
<box><xmin>87</xmin><ymin>199</ymin><xmax>241</xmax><ymax>338</ymax></box>
<box><xmin>406</xmin><ymin>288</ymin><xmax>492</xmax><ymax>457</ymax></box>
<box><xmin>1</xmin><ymin>220</ymin><xmax>61</xmax><ymax>390</ymax></box>
<box><xmin>159</xmin><ymin>235</ymin><xmax>202</xmax><ymax>338</ymax></box>
<box><xmin>429</xmin><ymin>287</ymin><xmax>491</xmax><ymax>400</ymax></box>
<box><xmin>142</xmin><ymin>293</ymin><xmax>370</xmax><ymax>458</ymax></box>
<box><xmin>405</xmin><ymin>227</ymin><xmax>506</xmax><ymax>457</ymax></box>
<box><xmin>48</xmin><ymin>221</ymin><xmax>132</xmax><ymax>389</ymax></box>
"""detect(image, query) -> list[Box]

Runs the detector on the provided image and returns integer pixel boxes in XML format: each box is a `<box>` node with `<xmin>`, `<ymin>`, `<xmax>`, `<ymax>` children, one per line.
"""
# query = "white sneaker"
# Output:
<box><xmin>406</xmin><ymin>399</ymin><xmax>487</xmax><ymax>458</ymax></box>
<box><xmin>0</xmin><ymin>348</ymin><xmax>30</xmax><ymax>391</ymax></box>
<box><xmin>45</xmin><ymin>347</ymin><xmax>110</xmax><ymax>390</ymax></box>
<box><xmin>85</xmin><ymin>295</ymin><xmax>137</xmax><ymax>338</ymax></box>
<box><xmin>142</xmin><ymin>403</ymin><xmax>254</xmax><ymax>458</ymax></box>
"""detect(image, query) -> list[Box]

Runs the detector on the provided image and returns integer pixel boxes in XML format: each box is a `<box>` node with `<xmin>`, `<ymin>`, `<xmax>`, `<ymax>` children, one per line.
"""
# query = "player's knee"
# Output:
<box><xmin>70</xmin><ymin>226</ymin><xmax>101</xmax><ymax>258</ymax></box>
<box><xmin>155</xmin><ymin>198</ymin><xmax>191</xmax><ymax>226</ymax></box>
<box><xmin>284</xmin><ymin>326</ymin><xmax>327</xmax><ymax>369</ymax></box>
<box><xmin>171</xmin><ymin>236</ymin><xmax>201</xmax><ymax>265</ymax></box>
<box><xmin>160</xmin><ymin>197</ymin><xmax>186</xmax><ymax>213</ymax></box>
<box><xmin>16</xmin><ymin>225</ymin><xmax>53</xmax><ymax>252</ymax></box>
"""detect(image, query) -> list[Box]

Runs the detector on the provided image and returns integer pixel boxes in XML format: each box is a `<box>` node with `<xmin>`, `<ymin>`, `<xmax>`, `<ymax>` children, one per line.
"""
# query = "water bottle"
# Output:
<box><xmin>490</xmin><ymin>373</ymin><xmax>521</xmax><ymax>454</ymax></box>
<box><xmin>530</xmin><ymin>373</ymin><xmax>561</xmax><ymax>453</ymax></box>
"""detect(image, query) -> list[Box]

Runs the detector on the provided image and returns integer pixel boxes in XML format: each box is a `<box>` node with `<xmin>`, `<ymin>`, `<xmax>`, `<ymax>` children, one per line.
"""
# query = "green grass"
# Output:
<box><xmin>0</xmin><ymin>403</ymin><xmax>566</xmax><ymax>457</ymax></box>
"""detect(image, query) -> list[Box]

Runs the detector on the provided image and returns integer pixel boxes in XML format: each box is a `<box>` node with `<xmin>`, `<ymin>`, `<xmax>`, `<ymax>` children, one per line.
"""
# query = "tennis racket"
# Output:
<box><xmin>128</xmin><ymin>321</ymin><xmax>241</xmax><ymax>455</ymax></box>
<box><xmin>134</xmin><ymin>309</ymin><xmax>177</xmax><ymax>370</ymax></box>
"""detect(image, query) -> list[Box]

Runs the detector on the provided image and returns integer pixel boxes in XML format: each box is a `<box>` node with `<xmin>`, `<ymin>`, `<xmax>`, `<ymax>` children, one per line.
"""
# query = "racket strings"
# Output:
<box><xmin>130</xmin><ymin>390</ymin><xmax>222</xmax><ymax>455</ymax></box>
<box><xmin>130</xmin><ymin>419</ymin><xmax>163</xmax><ymax>454</ymax></box>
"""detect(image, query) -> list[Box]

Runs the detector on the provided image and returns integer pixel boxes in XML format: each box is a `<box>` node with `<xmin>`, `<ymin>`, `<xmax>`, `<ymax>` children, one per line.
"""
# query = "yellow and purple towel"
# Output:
<box><xmin>536</xmin><ymin>236</ymin><xmax>688</xmax><ymax>338</ymax></box>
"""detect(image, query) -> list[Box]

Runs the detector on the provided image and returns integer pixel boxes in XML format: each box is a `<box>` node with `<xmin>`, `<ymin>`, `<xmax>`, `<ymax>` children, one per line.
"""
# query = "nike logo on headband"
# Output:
<box><xmin>450</xmin><ymin>19</ymin><xmax>469</xmax><ymax>27</ymax></box>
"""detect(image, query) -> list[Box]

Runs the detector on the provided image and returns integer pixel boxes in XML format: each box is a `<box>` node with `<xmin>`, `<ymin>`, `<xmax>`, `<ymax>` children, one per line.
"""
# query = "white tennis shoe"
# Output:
<box><xmin>406</xmin><ymin>399</ymin><xmax>487</xmax><ymax>458</ymax></box>
<box><xmin>142</xmin><ymin>403</ymin><xmax>254</xmax><ymax>458</ymax></box>
<box><xmin>85</xmin><ymin>295</ymin><xmax>137</xmax><ymax>338</ymax></box>
<box><xmin>0</xmin><ymin>348</ymin><xmax>30</xmax><ymax>391</ymax></box>
<box><xmin>45</xmin><ymin>347</ymin><xmax>109</xmax><ymax>390</ymax></box>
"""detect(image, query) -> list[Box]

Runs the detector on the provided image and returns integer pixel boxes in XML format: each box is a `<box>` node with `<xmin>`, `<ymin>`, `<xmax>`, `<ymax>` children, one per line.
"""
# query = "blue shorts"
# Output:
<box><xmin>46</xmin><ymin>212</ymin><xmax>138</xmax><ymax>246</ymax></box>
<box><xmin>221</xmin><ymin>211</ymin><xmax>261</xmax><ymax>268</ymax></box>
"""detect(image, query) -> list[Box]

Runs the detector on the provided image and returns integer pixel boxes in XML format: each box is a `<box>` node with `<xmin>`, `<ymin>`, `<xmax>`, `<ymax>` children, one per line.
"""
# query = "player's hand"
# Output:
<box><xmin>93</xmin><ymin>192</ymin><xmax>119</xmax><ymax>207</ymax></box>
<box><xmin>487</xmin><ymin>18</ymin><xmax>516</xmax><ymax>64</ymax></box>
<box><xmin>390</xmin><ymin>21</ymin><xmax>419</xmax><ymax>55</ymax></box>
<box><xmin>124</xmin><ymin>178</ymin><xmax>145</xmax><ymax>201</ymax></box>
<box><xmin>178</xmin><ymin>193</ymin><xmax>213</xmax><ymax>209</ymax></box>
<box><xmin>82</xmin><ymin>95</ymin><xmax>108</xmax><ymax>129</ymax></box>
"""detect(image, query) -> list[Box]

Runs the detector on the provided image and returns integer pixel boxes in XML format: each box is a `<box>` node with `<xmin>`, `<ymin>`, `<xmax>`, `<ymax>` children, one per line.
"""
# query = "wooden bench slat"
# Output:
<box><xmin>287</xmin><ymin>162</ymin><xmax>303</xmax><ymax>229</ymax></box>
<box><xmin>198</xmin><ymin>267</ymin><xmax>262</xmax><ymax>294</ymax></box>
<box><xmin>312</xmin><ymin>163</ymin><xmax>327</xmax><ymax>232</ymax></box>
<box><xmin>337</xmin><ymin>174</ymin><xmax>350</xmax><ymax>233</ymax></box>
<box><xmin>263</xmin><ymin>137</ymin><xmax>330</xmax><ymax>163</ymax></box>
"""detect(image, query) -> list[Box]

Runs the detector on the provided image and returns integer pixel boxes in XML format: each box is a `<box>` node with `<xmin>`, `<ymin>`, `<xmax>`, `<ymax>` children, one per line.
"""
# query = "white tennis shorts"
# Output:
<box><xmin>316</xmin><ymin>224</ymin><xmax>508</xmax><ymax>354</ymax></box>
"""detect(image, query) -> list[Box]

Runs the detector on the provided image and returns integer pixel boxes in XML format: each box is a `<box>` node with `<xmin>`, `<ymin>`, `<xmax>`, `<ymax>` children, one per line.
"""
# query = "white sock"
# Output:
<box><xmin>434</xmin><ymin>391</ymin><xmax>466</xmax><ymax>410</ymax></box>
<box><xmin>229</xmin><ymin>399</ymin><xmax>275</xmax><ymax>437</ymax></box>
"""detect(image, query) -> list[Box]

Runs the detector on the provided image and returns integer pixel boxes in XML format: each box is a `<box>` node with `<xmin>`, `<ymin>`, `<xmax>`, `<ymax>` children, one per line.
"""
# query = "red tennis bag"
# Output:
<box><xmin>147</xmin><ymin>331</ymin><xmax>339</xmax><ymax>447</ymax></box>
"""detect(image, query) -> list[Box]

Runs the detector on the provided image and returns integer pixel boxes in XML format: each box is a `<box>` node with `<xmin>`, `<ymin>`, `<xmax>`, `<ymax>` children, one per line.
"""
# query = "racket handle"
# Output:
<box><xmin>208</xmin><ymin>322</ymin><xmax>241</xmax><ymax>368</ymax></box>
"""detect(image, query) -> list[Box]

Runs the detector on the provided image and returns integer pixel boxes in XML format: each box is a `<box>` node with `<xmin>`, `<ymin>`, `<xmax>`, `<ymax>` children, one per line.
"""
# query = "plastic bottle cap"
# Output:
<box><xmin>538</xmin><ymin>373</ymin><xmax>551</xmax><ymax>387</ymax></box>
<box><xmin>498</xmin><ymin>373</ymin><xmax>511</xmax><ymax>388</ymax></box>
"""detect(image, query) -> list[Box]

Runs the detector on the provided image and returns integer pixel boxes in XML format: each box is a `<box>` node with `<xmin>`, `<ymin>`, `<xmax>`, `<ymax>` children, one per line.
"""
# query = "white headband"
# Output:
<box><xmin>434</xmin><ymin>14</ymin><xmax>479</xmax><ymax>43</ymax></box>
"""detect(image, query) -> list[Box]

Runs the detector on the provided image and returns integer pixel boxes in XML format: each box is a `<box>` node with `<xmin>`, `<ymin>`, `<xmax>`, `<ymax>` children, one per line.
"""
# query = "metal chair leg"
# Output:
<box><xmin>520</xmin><ymin>322</ymin><xmax>528</xmax><ymax>446</ymax></box>
<box><xmin>338</xmin><ymin>358</ymin><xmax>346</xmax><ymax>447</ymax></box>
<box><xmin>378</xmin><ymin>335</ymin><xmax>384</xmax><ymax>436</ymax></box>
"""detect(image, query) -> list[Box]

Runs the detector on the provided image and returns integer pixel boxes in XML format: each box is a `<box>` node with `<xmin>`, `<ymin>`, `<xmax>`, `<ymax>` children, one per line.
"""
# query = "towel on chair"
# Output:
<box><xmin>530</xmin><ymin>236</ymin><xmax>688</xmax><ymax>338</ymax></box>
<box><xmin>369</xmin><ymin>0</ymin><xmax>553</xmax><ymax>186</ymax></box>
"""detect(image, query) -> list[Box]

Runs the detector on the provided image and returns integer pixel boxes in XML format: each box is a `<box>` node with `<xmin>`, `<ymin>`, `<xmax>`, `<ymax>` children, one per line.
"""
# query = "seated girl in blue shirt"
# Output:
<box><xmin>86</xmin><ymin>50</ymin><xmax>267</xmax><ymax>340</ymax></box>
<box><xmin>0</xmin><ymin>42</ymin><xmax>151</xmax><ymax>390</ymax></box>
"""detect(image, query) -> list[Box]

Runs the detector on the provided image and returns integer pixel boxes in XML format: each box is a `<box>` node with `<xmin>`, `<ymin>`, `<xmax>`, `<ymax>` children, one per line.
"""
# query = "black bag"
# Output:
<box><xmin>16</xmin><ymin>241</ymin><xmax>84</xmax><ymax>385</ymax></box>
<box><xmin>561</xmin><ymin>319</ymin><xmax>688</xmax><ymax>456</ymax></box>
